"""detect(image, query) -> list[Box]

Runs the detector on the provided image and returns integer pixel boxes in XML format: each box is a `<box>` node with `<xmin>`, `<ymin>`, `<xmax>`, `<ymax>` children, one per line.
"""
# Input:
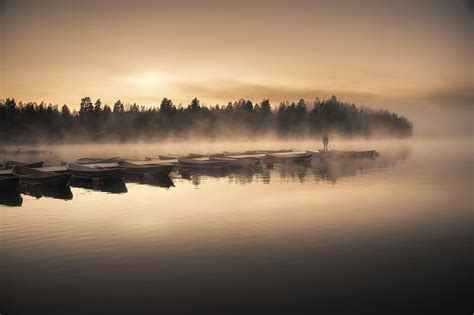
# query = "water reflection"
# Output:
<box><xmin>0</xmin><ymin>149</ymin><xmax>410</xmax><ymax>205</ymax></box>
<box><xmin>18</xmin><ymin>185</ymin><xmax>73</xmax><ymax>201</ymax></box>
<box><xmin>125</xmin><ymin>174</ymin><xmax>175</xmax><ymax>188</ymax></box>
<box><xmin>2</xmin><ymin>143</ymin><xmax>471</xmax><ymax>314</ymax></box>
<box><xmin>70</xmin><ymin>178</ymin><xmax>128</xmax><ymax>194</ymax></box>
<box><xmin>177</xmin><ymin>149</ymin><xmax>410</xmax><ymax>187</ymax></box>
<box><xmin>0</xmin><ymin>191</ymin><xmax>23</xmax><ymax>207</ymax></box>
<box><xmin>310</xmin><ymin>149</ymin><xmax>410</xmax><ymax>183</ymax></box>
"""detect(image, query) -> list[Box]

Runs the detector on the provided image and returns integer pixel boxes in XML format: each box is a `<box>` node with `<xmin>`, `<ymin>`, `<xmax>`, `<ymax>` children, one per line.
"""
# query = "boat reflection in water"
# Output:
<box><xmin>178</xmin><ymin>167</ymin><xmax>235</xmax><ymax>187</ymax></box>
<box><xmin>177</xmin><ymin>149</ymin><xmax>410</xmax><ymax>186</ymax></box>
<box><xmin>70</xmin><ymin>177</ymin><xmax>128</xmax><ymax>194</ymax></box>
<box><xmin>125</xmin><ymin>173</ymin><xmax>175</xmax><ymax>188</ymax></box>
<box><xmin>310</xmin><ymin>149</ymin><xmax>410</xmax><ymax>183</ymax></box>
<box><xmin>0</xmin><ymin>191</ymin><xmax>23</xmax><ymax>207</ymax></box>
<box><xmin>18</xmin><ymin>184</ymin><xmax>73</xmax><ymax>201</ymax></box>
<box><xmin>0</xmin><ymin>149</ymin><xmax>410</xmax><ymax>204</ymax></box>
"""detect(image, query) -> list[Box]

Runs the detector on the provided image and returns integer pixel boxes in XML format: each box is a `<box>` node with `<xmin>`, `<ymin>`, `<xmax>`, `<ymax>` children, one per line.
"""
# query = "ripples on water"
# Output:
<box><xmin>1</xmin><ymin>140</ymin><xmax>472</xmax><ymax>314</ymax></box>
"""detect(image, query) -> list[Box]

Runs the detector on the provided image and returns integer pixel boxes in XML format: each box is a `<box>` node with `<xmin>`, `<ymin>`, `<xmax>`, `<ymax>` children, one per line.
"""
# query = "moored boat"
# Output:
<box><xmin>76</xmin><ymin>157</ymin><xmax>121</xmax><ymax>164</ymax></box>
<box><xmin>222</xmin><ymin>149</ymin><xmax>292</xmax><ymax>155</ymax></box>
<box><xmin>158</xmin><ymin>154</ymin><xmax>181</xmax><ymax>160</ymax></box>
<box><xmin>209</xmin><ymin>156</ymin><xmax>258</xmax><ymax>167</ymax></box>
<box><xmin>353</xmin><ymin>150</ymin><xmax>377</xmax><ymax>157</ymax></box>
<box><xmin>118</xmin><ymin>161</ymin><xmax>174</xmax><ymax>176</ymax></box>
<box><xmin>12</xmin><ymin>165</ymin><xmax>70</xmax><ymax>187</ymax></box>
<box><xmin>258</xmin><ymin>149</ymin><xmax>293</xmax><ymax>154</ymax></box>
<box><xmin>265</xmin><ymin>151</ymin><xmax>313</xmax><ymax>160</ymax></box>
<box><xmin>159</xmin><ymin>153</ymin><xmax>206</xmax><ymax>160</ymax></box>
<box><xmin>177</xmin><ymin>157</ymin><xmax>231</xmax><ymax>169</ymax></box>
<box><xmin>3</xmin><ymin>160</ymin><xmax>45</xmax><ymax>169</ymax></box>
<box><xmin>67</xmin><ymin>163</ymin><xmax>126</xmax><ymax>180</ymax></box>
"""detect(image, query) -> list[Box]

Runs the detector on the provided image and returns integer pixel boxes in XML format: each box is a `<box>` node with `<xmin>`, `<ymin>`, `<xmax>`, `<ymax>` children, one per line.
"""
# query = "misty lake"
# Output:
<box><xmin>1</xmin><ymin>139</ymin><xmax>472</xmax><ymax>314</ymax></box>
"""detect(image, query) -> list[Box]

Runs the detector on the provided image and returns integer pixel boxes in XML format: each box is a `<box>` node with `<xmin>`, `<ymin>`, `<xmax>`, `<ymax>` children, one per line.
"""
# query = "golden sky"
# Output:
<box><xmin>0</xmin><ymin>0</ymin><xmax>472</xmax><ymax>110</ymax></box>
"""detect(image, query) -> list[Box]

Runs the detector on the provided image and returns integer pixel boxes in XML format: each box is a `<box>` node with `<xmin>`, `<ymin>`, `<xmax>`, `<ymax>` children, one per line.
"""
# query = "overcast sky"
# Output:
<box><xmin>1</xmin><ymin>0</ymin><xmax>472</xmax><ymax>118</ymax></box>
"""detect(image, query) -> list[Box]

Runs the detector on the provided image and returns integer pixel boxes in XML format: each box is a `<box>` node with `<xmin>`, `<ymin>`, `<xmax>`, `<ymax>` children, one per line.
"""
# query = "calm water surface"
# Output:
<box><xmin>1</xmin><ymin>140</ymin><xmax>472</xmax><ymax>314</ymax></box>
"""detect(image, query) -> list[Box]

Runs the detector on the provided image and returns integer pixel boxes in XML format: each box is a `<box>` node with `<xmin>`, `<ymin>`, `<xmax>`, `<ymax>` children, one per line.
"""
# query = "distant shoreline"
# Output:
<box><xmin>0</xmin><ymin>95</ymin><xmax>412</xmax><ymax>144</ymax></box>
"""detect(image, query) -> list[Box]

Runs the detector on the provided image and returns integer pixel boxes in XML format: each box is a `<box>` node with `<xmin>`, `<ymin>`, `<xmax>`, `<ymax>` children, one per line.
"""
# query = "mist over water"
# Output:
<box><xmin>1</xmin><ymin>137</ymin><xmax>472</xmax><ymax>314</ymax></box>
<box><xmin>1</xmin><ymin>0</ymin><xmax>472</xmax><ymax>312</ymax></box>
<box><xmin>1</xmin><ymin>137</ymin><xmax>413</xmax><ymax>164</ymax></box>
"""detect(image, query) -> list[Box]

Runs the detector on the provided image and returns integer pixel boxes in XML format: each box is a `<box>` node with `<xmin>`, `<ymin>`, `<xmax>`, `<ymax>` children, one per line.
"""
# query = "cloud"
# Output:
<box><xmin>170</xmin><ymin>80</ymin><xmax>380</xmax><ymax>106</ymax></box>
<box><xmin>168</xmin><ymin>79</ymin><xmax>472</xmax><ymax>110</ymax></box>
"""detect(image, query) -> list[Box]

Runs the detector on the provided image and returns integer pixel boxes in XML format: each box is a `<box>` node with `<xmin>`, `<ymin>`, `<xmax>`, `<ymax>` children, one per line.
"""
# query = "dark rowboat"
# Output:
<box><xmin>178</xmin><ymin>157</ymin><xmax>231</xmax><ymax>169</ymax></box>
<box><xmin>158</xmin><ymin>154</ymin><xmax>180</xmax><ymax>160</ymax></box>
<box><xmin>67</xmin><ymin>163</ymin><xmax>126</xmax><ymax>180</ymax></box>
<box><xmin>265</xmin><ymin>152</ymin><xmax>313</xmax><ymax>160</ymax></box>
<box><xmin>353</xmin><ymin>150</ymin><xmax>377</xmax><ymax>157</ymax></box>
<box><xmin>0</xmin><ymin>175</ymin><xmax>19</xmax><ymax>191</ymax></box>
<box><xmin>209</xmin><ymin>156</ymin><xmax>258</xmax><ymax>167</ymax></box>
<box><xmin>118</xmin><ymin>161</ymin><xmax>174</xmax><ymax>176</ymax></box>
<box><xmin>221</xmin><ymin>149</ymin><xmax>293</xmax><ymax>156</ymax></box>
<box><xmin>76</xmin><ymin>157</ymin><xmax>121</xmax><ymax>164</ymax></box>
<box><xmin>3</xmin><ymin>161</ymin><xmax>45</xmax><ymax>169</ymax></box>
<box><xmin>3</xmin><ymin>149</ymin><xmax>52</xmax><ymax>155</ymax></box>
<box><xmin>12</xmin><ymin>165</ymin><xmax>70</xmax><ymax>187</ymax></box>
<box><xmin>159</xmin><ymin>153</ymin><xmax>206</xmax><ymax>160</ymax></box>
<box><xmin>258</xmin><ymin>149</ymin><xmax>293</xmax><ymax>154</ymax></box>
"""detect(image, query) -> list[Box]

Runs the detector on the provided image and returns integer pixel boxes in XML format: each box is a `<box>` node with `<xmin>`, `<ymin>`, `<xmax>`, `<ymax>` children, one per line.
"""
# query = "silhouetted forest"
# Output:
<box><xmin>0</xmin><ymin>96</ymin><xmax>412</xmax><ymax>143</ymax></box>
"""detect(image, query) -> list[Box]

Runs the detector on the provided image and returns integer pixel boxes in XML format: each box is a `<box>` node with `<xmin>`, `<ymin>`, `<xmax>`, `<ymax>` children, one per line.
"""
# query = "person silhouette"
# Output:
<box><xmin>323</xmin><ymin>133</ymin><xmax>329</xmax><ymax>151</ymax></box>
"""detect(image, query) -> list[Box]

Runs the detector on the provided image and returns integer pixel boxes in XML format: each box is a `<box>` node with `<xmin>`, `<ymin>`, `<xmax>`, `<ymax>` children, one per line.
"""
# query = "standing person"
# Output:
<box><xmin>323</xmin><ymin>133</ymin><xmax>329</xmax><ymax>151</ymax></box>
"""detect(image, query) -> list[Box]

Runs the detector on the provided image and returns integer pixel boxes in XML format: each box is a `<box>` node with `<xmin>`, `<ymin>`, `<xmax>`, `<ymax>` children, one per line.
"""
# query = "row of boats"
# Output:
<box><xmin>175</xmin><ymin>149</ymin><xmax>377</xmax><ymax>169</ymax></box>
<box><xmin>0</xmin><ymin>160</ymin><xmax>175</xmax><ymax>192</ymax></box>
<box><xmin>0</xmin><ymin>149</ymin><xmax>377</xmax><ymax>192</ymax></box>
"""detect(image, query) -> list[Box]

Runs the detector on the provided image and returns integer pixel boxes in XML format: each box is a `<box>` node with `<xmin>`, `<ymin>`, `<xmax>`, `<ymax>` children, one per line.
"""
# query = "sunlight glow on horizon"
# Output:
<box><xmin>1</xmin><ymin>0</ymin><xmax>471</xmax><ymax>112</ymax></box>
<box><xmin>127</xmin><ymin>73</ymin><xmax>165</xmax><ymax>87</ymax></box>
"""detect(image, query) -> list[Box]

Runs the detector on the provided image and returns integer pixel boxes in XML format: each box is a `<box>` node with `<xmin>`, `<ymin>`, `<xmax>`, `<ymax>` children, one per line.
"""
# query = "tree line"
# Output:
<box><xmin>0</xmin><ymin>95</ymin><xmax>412</xmax><ymax>143</ymax></box>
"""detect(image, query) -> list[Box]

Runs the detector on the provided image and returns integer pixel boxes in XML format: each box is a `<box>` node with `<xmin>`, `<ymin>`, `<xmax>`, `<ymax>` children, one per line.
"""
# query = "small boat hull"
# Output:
<box><xmin>159</xmin><ymin>153</ymin><xmax>206</xmax><ymax>160</ymax></box>
<box><xmin>158</xmin><ymin>155</ymin><xmax>180</xmax><ymax>160</ymax></box>
<box><xmin>209</xmin><ymin>156</ymin><xmax>258</xmax><ymax>167</ymax></box>
<box><xmin>76</xmin><ymin>157</ymin><xmax>121</xmax><ymax>164</ymax></box>
<box><xmin>12</xmin><ymin>166</ymin><xmax>70</xmax><ymax>188</ymax></box>
<box><xmin>353</xmin><ymin>150</ymin><xmax>377</xmax><ymax>158</ymax></box>
<box><xmin>265</xmin><ymin>152</ymin><xmax>313</xmax><ymax>160</ymax></box>
<box><xmin>118</xmin><ymin>161</ymin><xmax>174</xmax><ymax>176</ymax></box>
<box><xmin>178</xmin><ymin>158</ymin><xmax>230</xmax><ymax>169</ymax></box>
<box><xmin>3</xmin><ymin>161</ymin><xmax>45</xmax><ymax>169</ymax></box>
<box><xmin>67</xmin><ymin>163</ymin><xmax>126</xmax><ymax>180</ymax></box>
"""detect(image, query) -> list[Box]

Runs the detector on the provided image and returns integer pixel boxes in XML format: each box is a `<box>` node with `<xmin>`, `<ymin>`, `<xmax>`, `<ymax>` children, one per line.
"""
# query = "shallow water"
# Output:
<box><xmin>1</xmin><ymin>139</ymin><xmax>472</xmax><ymax>314</ymax></box>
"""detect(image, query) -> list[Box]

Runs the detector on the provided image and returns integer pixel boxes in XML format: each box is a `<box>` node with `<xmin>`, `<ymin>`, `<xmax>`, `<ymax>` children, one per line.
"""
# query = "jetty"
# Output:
<box><xmin>0</xmin><ymin>149</ymin><xmax>377</xmax><ymax>177</ymax></box>
<box><xmin>0</xmin><ymin>148</ymin><xmax>381</xmax><ymax>198</ymax></box>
